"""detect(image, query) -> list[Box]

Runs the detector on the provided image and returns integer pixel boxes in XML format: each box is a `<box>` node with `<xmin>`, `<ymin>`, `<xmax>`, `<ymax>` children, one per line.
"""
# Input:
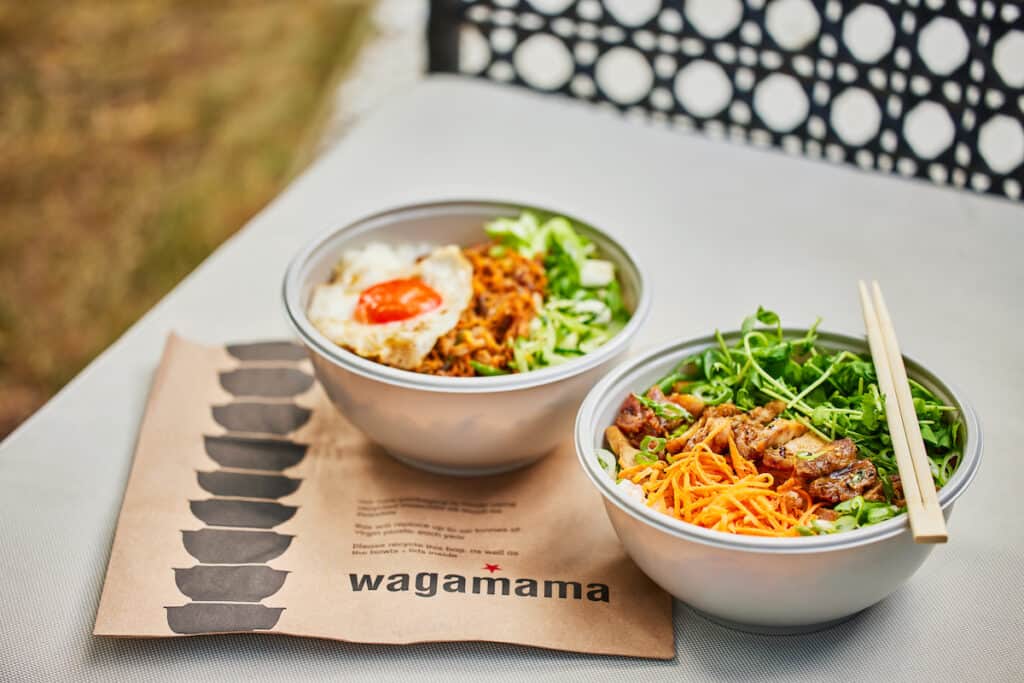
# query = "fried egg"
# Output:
<box><xmin>308</xmin><ymin>243</ymin><xmax>473</xmax><ymax>369</ymax></box>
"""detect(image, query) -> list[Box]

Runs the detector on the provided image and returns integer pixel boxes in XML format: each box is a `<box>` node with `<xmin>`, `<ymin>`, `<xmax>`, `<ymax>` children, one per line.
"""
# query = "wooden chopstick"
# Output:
<box><xmin>871</xmin><ymin>282</ymin><xmax>948</xmax><ymax>541</ymax></box>
<box><xmin>858</xmin><ymin>281</ymin><xmax>948</xmax><ymax>543</ymax></box>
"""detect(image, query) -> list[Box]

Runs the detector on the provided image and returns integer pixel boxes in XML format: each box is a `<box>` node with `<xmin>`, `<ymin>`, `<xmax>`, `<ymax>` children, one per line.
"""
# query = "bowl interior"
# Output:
<box><xmin>578</xmin><ymin>328</ymin><xmax>981</xmax><ymax>552</ymax></box>
<box><xmin>294</xmin><ymin>201</ymin><xmax>642</xmax><ymax>321</ymax></box>
<box><xmin>284</xmin><ymin>200</ymin><xmax>650</xmax><ymax>392</ymax></box>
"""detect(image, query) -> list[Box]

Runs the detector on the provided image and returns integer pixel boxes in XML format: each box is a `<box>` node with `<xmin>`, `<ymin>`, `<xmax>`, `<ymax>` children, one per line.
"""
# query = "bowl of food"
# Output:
<box><xmin>575</xmin><ymin>309</ymin><xmax>981</xmax><ymax>632</ymax></box>
<box><xmin>284</xmin><ymin>200</ymin><xmax>649</xmax><ymax>475</ymax></box>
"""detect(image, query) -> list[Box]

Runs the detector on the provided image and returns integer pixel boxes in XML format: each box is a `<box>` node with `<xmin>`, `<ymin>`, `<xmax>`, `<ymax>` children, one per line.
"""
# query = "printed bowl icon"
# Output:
<box><xmin>174</xmin><ymin>565</ymin><xmax>289</xmax><ymax>602</ymax></box>
<box><xmin>165</xmin><ymin>603</ymin><xmax>284</xmax><ymax>635</ymax></box>
<box><xmin>181</xmin><ymin>529</ymin><xmax>295</xmax><ymax>564</ymax></box>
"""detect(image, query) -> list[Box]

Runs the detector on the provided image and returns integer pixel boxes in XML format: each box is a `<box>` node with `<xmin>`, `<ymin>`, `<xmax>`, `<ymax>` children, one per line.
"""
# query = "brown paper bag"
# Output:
<box><xmin>94</xmin><ymin>334</ymin><xmax>673</xmax><ymax>659</ymax></box>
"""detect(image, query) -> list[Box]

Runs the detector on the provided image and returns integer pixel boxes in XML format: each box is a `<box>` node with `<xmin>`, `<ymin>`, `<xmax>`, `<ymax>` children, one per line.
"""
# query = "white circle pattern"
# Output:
<box><xmin>766</xmin><ymin>0</ymin><xmax>821</xmax><ymax>51</ymax></box>
<box><xmin>453</xmin><ymin>0</ymin><xmax>1024</xmax><ymax>200</ymax></box>
<box><xmin>674</xmin><ymin>60</ymin><xmax>732</xmax><ymax>117</ymax></box>
<box><xmin>513</xmin><ymin>34</ymin><xmax>573</xmax><ymax>90</ymax></box>
<box><xmin>753</xmin><ymin>74</ymin><xmax>809</xmax><ymax>133</ymax></box>
<box><xmin>595</xmin><ymin>46</ymin><xmax>654</xmax><ymax>104</ymax></box>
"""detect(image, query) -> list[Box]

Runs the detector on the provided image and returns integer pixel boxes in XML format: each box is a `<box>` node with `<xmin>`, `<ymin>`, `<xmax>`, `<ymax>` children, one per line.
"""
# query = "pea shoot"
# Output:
<box><xmin>651</xmin><ymin>308</ymin><xmax>964</xmax><ymax>532</ymax></box>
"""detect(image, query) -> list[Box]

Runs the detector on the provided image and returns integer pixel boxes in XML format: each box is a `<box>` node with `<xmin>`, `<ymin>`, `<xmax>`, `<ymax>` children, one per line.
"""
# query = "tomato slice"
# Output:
<box><xmin>354</xmin><ymin>278</ymin><xmax>443</xmax><ymax>324</ymax></box>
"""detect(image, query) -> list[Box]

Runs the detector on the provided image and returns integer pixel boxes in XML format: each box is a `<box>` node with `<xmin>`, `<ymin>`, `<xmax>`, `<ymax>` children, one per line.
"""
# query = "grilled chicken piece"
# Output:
<box><xmin>781</xmin><ymin>489</ymin><xmax>808</xmax><ymax>513</ymax></box>
<box><xmin>747</xmin><ymin>400</ymin><xmax>786</xmax><ymax>425</ymax></box>
<box><xmin>783</xmin><ymin>433</ymin><xmax>828</xmax><ymax>456</ymax></box>
<box><xmin>613</xmin><ymin>387</ymin><xmax>686</xmax><ymax>448</ymax></box>
<box><xmin>793</xmin><ymin>438</ymin><xmax>858</xmax><ymax>479</ymax></box>
<box><xmin>863</xmin><ymin>483</ymin><xmax>886</xmax><ymax>502</ymax></box>
<box><xmin>614</xmin><ymin>393</ymin><xmax>662</xmax><ymax>447</ymax></box>
<box><xmin>751</xmin><ymin>419</ymin><xmax>808</xmax><ymax>454</ymax></box>
<box><xmin>704</xmin><ymin>403</ymin><xmax>743</xmax><ymax>419</ymax></box>
<box><xmin>889</xmin><ymin>474</ymin><xmax>906</xmax><ymax>508</ymax></box>
<box><xmin>729</xmin><ymin>401</ymin><xmax>788</xmax><ymax>458</ymax></box>
<box><xmin>816</xmin><ymin>507</ymin><xmax>838</xmax><ymax>522</ymax></box>
<box><xmin>667</xmin><ymin>393</ymin><xmax>705</xmax><ymax>419</ymax></box>
<box><xmin>762</xmin><ymin>446</ymin><xmax>796</xmax><ymax>471</ymax></box>
<box><xmin>760</xmin><ymin>446</ymin><xmax>796</xmax><ymax>485</ymax></box>
<box><xmin>731</xmin><ymin>420</ymin><xmax>761</xmax><ymax>459</ymax></box>
<box><xmin>864</xmin><ymin>475</ymin><xmax>905</xmax><ymax>505</ymax></box>
<box><xmin>667</xmin><ymin>413</ymin><xmax>735</xmax><ymax>454</ymax></box>
<box><xmin>665</xmin><ymin>422</ymin><xmax>699</xmax><ymax>454</ymax></box>
<box><xmin>808</xmin><ymin>459</ymin><xmax>880</xmax><ymax>504</ymax></box>
<box><xmin>664</xmin><ymin>402</ymin><xmax>742</xmax><ymax>454</ymax></box>
<box><xmin>605</xmin><ymin>426</ymin><xmax>641</xmax><ymax>469</ymax></box>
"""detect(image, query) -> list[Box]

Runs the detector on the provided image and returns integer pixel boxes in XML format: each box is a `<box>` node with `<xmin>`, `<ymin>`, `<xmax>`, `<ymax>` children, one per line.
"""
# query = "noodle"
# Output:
<box><xmin>415</xmin><ymin>244</ymin><xmax>546</xmax><ymax>376</ymax></box>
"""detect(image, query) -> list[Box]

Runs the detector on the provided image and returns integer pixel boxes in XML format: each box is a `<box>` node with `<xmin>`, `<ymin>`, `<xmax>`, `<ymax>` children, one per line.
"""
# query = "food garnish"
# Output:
<box><xmin>483</xmin><ymin>213</ymin><xmax>629</xmax><ymax>373</ymax></box>
<box><xmin>603</xmin><ymin>308</ymin><xmax>963</xmax><ymax>537</ymax></box>
<box><xmin>309</xmin><ymin>212</ymin><xmax>629</xmax><ymax>376</ymax></box>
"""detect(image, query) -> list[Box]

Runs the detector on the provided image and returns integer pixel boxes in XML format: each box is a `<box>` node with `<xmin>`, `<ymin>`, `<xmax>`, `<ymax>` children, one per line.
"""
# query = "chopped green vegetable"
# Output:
<box><xmin>633</xmin><ymin>392</ymin><xmax>693</xmax><ymax>422</ymax></box>
<box><xmin>634</xmin><ymin>450</ymin><xmax>659</xmax><ymax>465</ymax></box>
<box><xmin>580</xmin><ymin>259</ymin><xmax>615</xmax><ymax>287</ymax></box>
<box><xmin>801</xmin><ymin>496</ymin><xmax>902</xmax><ymax>535</ymax></box>
<box><xmin>469</xmin><ymin>360</ymin><xmax>509</xmax><ymax>376</ymax></box>
<box><xmin>656</xmin><ymin>372</ymin><xmax>687</xmax><ymax>394</ymax></box>
<box><xmin>485</xmin><ymin>211</ymin><xmax>630</xmax><ymax>373</ymax></box>
<box><xmin>596</xmin><ymin>448</ymin><xmax>618</xmax><ymax>480</ymax></box>
<box><xmin>640</xmin><ymin>435</ymin><xmax>667</xmax><ymax>456</ymax></box>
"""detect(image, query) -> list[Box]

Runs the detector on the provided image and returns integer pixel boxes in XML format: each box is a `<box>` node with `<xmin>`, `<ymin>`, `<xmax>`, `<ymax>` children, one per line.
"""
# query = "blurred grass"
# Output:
<box><xmin>0</xmin><ymin>0</ymin><xmax>372</xmax><ymax>436</ymax></box>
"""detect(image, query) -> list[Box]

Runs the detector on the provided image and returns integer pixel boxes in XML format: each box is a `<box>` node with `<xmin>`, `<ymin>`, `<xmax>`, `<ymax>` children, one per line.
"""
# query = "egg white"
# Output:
<box><xmin>308</xmin><ymin>243</ymin><xmax>473</xmax><ymax>370</ymax></box>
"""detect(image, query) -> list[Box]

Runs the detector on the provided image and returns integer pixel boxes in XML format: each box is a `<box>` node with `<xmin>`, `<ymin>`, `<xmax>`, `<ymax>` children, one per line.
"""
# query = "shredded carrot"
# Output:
<box><xmin>619</xmin><ymin>435</ymin><xmax>821</xmax><ymax>537</ymax></box>
<box><xmin>415</xmin><ymin>243</ymin><xmax>546</xmax><ymax>376</ymax></box>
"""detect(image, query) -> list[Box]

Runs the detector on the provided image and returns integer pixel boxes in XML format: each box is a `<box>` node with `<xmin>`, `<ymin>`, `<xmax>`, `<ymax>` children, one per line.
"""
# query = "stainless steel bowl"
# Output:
<box><xmin>575</xmin><ymin>329</ymin><xmax>982</xmax><ymax>632</ymax></box>
<box><xmin>283</xmin><ymin>200</ymin><xmax>651</xmax><ymax>475</ymax></box>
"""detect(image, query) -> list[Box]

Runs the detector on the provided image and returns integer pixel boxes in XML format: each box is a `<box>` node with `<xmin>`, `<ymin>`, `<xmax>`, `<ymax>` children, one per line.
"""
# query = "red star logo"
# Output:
<box><xmin>483</xmin><ymin>563</ymin><xmax>501</xmax><ymax>573</ymax></box>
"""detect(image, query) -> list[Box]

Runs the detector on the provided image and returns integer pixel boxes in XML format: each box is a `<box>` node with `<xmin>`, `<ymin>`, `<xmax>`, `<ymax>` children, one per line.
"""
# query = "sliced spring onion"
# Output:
<box><xmin>657</xmin><ymin>372</ymin><xmax>687</xmax><ymax>394</ymax></box>
<box><xmin>634</xmin><ymin>450</ymin><xmax>659</xmax><ymax>465</ymax></box>
<box><xmin>469</xmin><ymin>360</ymin><xmax>509</xmax><ymax>376</ymax></box>
<box><xmin>640</xmin><ymin>435</ymin><xmax>667</xmax><ymax>454</ymax></box>
<box><xmin>596</xmin><ymin>448</ymin><xmax>618</xmax><ymax>480</ymax></box>
<box><xmin>633</xmin><ymin>393</ymin><xmax>693</xmax><ymax>421</ymax></box>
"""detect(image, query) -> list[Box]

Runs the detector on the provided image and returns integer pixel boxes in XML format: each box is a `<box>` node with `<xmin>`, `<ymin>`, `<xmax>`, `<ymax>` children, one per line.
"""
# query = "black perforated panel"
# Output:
<box><xmin>430</xmin><ymin>0</ymin><xmax>1024</xmax><ymax>201</ymax></box>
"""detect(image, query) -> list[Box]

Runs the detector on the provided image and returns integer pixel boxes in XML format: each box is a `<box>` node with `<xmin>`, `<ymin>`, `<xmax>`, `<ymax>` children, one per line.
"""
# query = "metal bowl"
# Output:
<box><xmin>574</xmin><ymin>329</ymin><xmax>982</xmax><ymax>632</ymax></box>
<box><xmin>283</xmin><ymin>200</ymin><xmax>650</xmax><ymax>475</ymax></box>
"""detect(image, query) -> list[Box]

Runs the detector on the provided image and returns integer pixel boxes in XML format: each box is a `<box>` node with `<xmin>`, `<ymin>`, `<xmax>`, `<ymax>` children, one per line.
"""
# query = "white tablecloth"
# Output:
<box><xmin>1</xmin><ymin>76</ymin><xmax>1021</xmax><ymax>681</ymax></box>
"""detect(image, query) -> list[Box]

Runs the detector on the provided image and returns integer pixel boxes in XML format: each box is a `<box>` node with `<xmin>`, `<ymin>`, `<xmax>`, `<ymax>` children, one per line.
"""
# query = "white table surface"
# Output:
<box><xmin>2</xmin><ymin>76</ymin><xmax>1022</xmax><ymax>682</ymax></box>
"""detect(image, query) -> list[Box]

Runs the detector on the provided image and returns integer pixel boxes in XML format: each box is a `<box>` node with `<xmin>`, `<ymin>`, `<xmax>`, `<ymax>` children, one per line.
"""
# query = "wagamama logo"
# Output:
<box><xmin>348</xmin><ymin>568</ymin><xmax>610</xmax><ymax>602</ymax></box>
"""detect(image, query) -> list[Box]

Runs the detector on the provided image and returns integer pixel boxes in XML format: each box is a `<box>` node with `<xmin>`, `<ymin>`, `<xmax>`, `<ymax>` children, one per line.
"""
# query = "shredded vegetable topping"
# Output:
<box><xmin>416</xmin><ymin>211</ymin><xmax>629</xmax><ymax>376</ymax></box>
<box><xmin>619</xmin><ymin>434</ymin><xmax>821</xmax><ymax>537</ymax></box>
<box><xmin>485</xmin><ymin>212</ymin><xmax>629</xmax><ymax>372</ymax></box>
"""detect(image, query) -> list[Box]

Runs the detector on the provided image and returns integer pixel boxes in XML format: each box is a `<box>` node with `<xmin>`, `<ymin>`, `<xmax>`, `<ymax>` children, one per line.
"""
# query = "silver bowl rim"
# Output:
<box><xmin>574</xmin><ymin>328</ymin><xmax>983</xmax><ymax>554</ymax></box>
<box><xmin>282</xmin><ymin>199</ymin><xmax>652</xmax><ymax>394</ymax></box>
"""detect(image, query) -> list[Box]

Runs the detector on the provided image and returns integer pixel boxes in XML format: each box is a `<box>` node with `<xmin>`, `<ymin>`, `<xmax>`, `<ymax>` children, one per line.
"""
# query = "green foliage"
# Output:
<box><xmin>0</xmin><ymin>0</ymin><xmax>371</xmax><ymax>434</ymax></box>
